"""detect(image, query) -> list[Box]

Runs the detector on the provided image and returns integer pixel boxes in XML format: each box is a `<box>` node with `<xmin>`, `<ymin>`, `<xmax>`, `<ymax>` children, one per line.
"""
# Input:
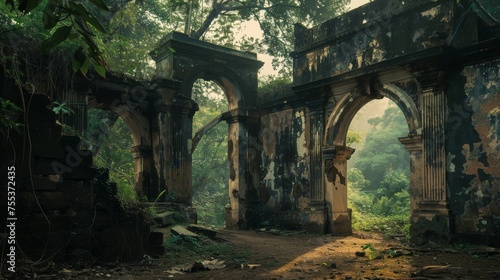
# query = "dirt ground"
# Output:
<box><xmin>13</xmin><ymin>228</ymin><xmax>500</xmax><ymax>279</ymax></box>
<box><xmin>147</xmin><ymin>229</ymin><xmax>500</xmax><ymax>280</ymax></box>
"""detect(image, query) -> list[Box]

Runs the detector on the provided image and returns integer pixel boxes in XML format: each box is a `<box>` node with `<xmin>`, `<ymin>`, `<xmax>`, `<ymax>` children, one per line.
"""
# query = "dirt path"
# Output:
<box><xmin>21</xmin><ymin>229</ymin><xmax>500</xmax><ymax>279</ymax></box>
<box><xmin>127</xmin><ymin>229</ymin><xmax>500</xmax><ymax>279</ymax></box>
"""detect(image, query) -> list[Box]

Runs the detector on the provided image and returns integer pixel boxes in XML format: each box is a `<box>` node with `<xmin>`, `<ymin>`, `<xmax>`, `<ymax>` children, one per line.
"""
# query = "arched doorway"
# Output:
<box><xmin>323</xmin><ymin>82</ymin><xmax>422</xmax><ymax>234</ymax></box>
<box><xmin>150</xmin><ymin>32</ymin><xmax>264</xmax><ymax>228</ymax></box>
<box><xmin>87</xmin><ymin>109</ymin><xmax>136</xmax><ymax>204</ymax></box>
<box><xmin>181</xmin><ymin>66</ymin><xmax>261</xmax><ymax>229</ymax></box>
<box><xmin>347</xmin><ymin>99</ymin><xmax>411</xmax><ymax>234</ymax></box>
<box><xmin>191</xmin><ymin>79</ymin><xmax>229</xmax><ymax>227</ymax></box>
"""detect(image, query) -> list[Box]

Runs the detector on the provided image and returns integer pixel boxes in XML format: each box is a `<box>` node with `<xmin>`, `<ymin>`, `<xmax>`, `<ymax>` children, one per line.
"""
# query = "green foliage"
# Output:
<box><xmin>104</xmin><ymin>0</ymin><xmax>349</xmax><ymax>77</ymax></box>
<box><xmin>258</xmin><ymin>75</ymin><xmax>292</xmax><ymax>94</ymax></box>
<box><xmin>191</xmin><ymin>80</ymin><xmax>229</xmax><ymax>228</ymax></box>
<box><xmin>353</xmin><ymin>103</ymin><xmax>410</xmax><ymax>191</ymax></box>
<box><xmin>3</xmin><ymin>0</ymin><xmax>110</xmax><ymax>76</ymax></box>
<box><xmin>376</xmin><ymin>169</ymin><xmax>409</xmax><ymax>199</ymax></box>
<box><xmin>90</xmin><ymin>110</ymin><xmax>136</xmax><ymax>207</ymax></box>
<box><xmin>361</xmin><ymin>244</ymin><xmax>378</xmax><ymax>260</ymax></box>
<box><xmin>165</xmin><ymin>234</ymin><xmax>243</xmax><ymax>264</ymax></box>
<box><xmin>346</xmin><ymin>130</ymin><xmax>362</xmax><ymax>147</ymax></box>
<box><xmin>52</xmin><ymin>101</ymin><xmax>75</xmax><ymax>117</ymax></box>
<box><xmin>2</xmin><ymin>0</ymin><xmax>350</xmax><ymax>78</ymax></box>
<box><xmin>0</xmin><ymin>97</ymin><xmax>23</xmax><ymax>136</ymax></box>
<box><xmin>348</xmin><ymin>101</ymin><xmax>410</xmax><ymax>235</ymax></box>
<box><xmin>349</xmin><ymin>169</ymin><xmax>410</xmax><ymax>234</ymax></box>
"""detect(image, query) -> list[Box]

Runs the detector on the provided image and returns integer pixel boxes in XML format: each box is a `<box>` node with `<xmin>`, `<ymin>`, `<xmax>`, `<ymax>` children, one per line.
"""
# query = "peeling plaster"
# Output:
<box><xmin>295</xmin><ymin>111</ymin><xmax>307</xmax><ymax>158</ymax></box>
<box><xmin>447</xmin><ymin>152</ymin><xmax>456</xmax><ymax>172</ymax></box>
<box><xmin>412</xmin><ymin>28</ymin><xmax>425</xmax><ymax>43</ymax></box>
<box><xmin>264</xmin><ymin>162</ymin><xmax>275</xmax><ymax>184</ymax></box>
<box><xmin>259</xmin><ymin>0</ymin><xmax>499</xmax><ymax>239</ymax></box>
<box><xmin>421</xmin><ymin>7</ymin><xmax>439</xmax><ymax>18</ymax></box>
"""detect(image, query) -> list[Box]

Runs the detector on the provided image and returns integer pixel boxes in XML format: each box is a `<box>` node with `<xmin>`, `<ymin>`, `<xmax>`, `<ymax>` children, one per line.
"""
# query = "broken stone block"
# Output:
<box><xmin>147</xmin><ymin>232</ymin><xmax>165</xmax><ymax>257</ymax></box>
<box><xmin>153</xmin><ymin>211</ymin><xmax>175</xmax><ymax>226</ymax></box>
<box><xmin>38</xmin><ymin>191</ymin><xmax>74</xmax><ymax>212</ymax></box>
<box><xmin>18</xmin><ymin>215</ymin><xmax>74</xmax><ymax>232</ymax></box>
<box><xmin>186</xmin><ymin>224</ymin><xmax>217</xmax><ymax>238</ymax></box>
<box><xmin>147</xmin><ymin>245</ymin><xmax>165</xmax><ymax>257</ymax></box>
<box><xmin>170</xmin><ymin>225</ymin><xmax>199</xmax><ymax>239</ymax></box>
<box><xmin>28</xmin><ymin>175</ymin><xmax>59</xmax><ymax>190</ymax></box>
<box><xmin>29</xmin><ymin>125</ymin><xmax>65</xmax><ymax>159</ymax></box>
<box><xmin>62</xmin><ymin>166</ymin><xmax>100</xmax><ymax>180</ymax></box>
<box><xmin>148</xmin><ymin>231</ymin><xmax>164</xmax><ymax>246</ymax></box>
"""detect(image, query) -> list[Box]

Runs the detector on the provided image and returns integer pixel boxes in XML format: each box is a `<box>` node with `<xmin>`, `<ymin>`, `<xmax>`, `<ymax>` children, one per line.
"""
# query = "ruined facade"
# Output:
<box><xmin>77</xmin><ymin>0</ymin><xmax>500</xmax><ymax>243</ymax></box>
<box><xmin>2</xmin><ymin>0</ymin><xmax>499</xmax><ymax>257</ymax></box>
<box><xmin>260</xmin><ymin>0</ymin><xmax>500</xmax><ymax>242</ymax></box>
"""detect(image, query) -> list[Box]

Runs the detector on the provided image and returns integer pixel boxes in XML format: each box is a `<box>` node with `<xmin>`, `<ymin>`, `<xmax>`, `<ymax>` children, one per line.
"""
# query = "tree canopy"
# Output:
<box><xmin>2</xmin><ymin>0</ymin><xmax>350</xmax><ymax>78</ymax></box>
<box><xmin>352</xmin><ymin>103</ymin><xmax>410</xmax><ymax>190</ymax></box>
<box><xmin>347</xmin><ymin>101</ymin><xmax>411</xmax><ymax>233</ymax></box>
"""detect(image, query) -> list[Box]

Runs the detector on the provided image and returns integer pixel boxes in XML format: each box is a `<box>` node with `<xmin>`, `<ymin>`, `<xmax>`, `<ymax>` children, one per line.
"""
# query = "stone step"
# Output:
<box><xmin>186</xmin><ymin>224</ymin><xmax>217</xmax><ymax>238</ymax></box>
<box><xmin>170</xmin><ymin>225</ymin><xmax>199</xmax><ymax>239</ymax></box>
<box><xmin>153</xmin><ymin>211</ymin><xmax>175</xmax><ymax>226</ymax></box>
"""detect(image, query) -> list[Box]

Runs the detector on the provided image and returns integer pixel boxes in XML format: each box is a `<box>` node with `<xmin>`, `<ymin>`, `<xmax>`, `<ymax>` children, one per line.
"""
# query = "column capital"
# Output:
<box><xmin>322</xmin><ymin>146</ymin><xmax>355</xmax><ymax>161</ymax></box>
<box><xmin>169</xmin><ymin>95</ymin><xmax>199</xmax><ymax>116</ymax></box>
<box><xmin>154</xmin><ymin>95</ymin><xmax>199</xmax><ymax>116</ymax></box>
<box><xmin>398</xmin><ymin>135</ymin><xmax>422</xmax><ymax>152</ymax></box>
<box><xmin>414</xmin><ymin>70</ymin><xmax>447</xmax><ymax>93</ymax></box>
<box><xmin>222</xmin><ymin>108</ymin><xmax>260</xmax><ymax>125</ymax></box>
<box><xmin>306</xmin><ymin>98</ymin><xmax>326</xmax><ymax>115</ymax></box>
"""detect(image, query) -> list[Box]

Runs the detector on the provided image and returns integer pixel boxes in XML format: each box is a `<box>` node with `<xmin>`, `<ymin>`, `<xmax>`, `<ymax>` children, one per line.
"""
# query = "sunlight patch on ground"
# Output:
<box><xmin>269</xmin><ymin>234</ymin><xmax>383</xmax><ymax>277</ymax></box>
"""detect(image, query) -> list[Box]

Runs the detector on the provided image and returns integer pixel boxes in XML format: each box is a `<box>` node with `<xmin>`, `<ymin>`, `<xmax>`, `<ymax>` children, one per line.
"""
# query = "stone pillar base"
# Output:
<box><xmin>225</xmin><ymin>206</ymin><xmax>239</xmax><ymax>229</ymax></box>
<box><xmin>330</xmin><ymin>209</ymin><xmax>352</xmax><ymax>235</ymax></box>
<box><xmin>224</xmin><ymin>203</ymin><xmax>261</xmax><ymax>230</ymax></box>
<box><xmin>410</xmin><ymin>202</ymin><xmax>451</xmax><ymax>244</ymax></box>
<box><xmin>302</xmin><ymin>205</ymin><xmax>327</xmax><ymax>233</ymax></box>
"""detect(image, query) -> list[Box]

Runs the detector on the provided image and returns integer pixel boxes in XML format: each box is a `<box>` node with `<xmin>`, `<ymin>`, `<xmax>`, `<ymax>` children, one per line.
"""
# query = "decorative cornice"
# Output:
<box><xmin>292</xmin><ymin>46</ymin><xmax>457</xmax><ymax>94</ymax></box>
<box><xmin>150</xmin><ymin>31</ymin><xmax>264</xmax><ymax>71</ymax></box>
<box><xmin>399</xmin><ymin>135</ymin><xmax>422</xmax><ymax>152</ymax></box>
<box><xmin>414</xmin><ymin>71</ymin><xmax>447</xmax><ymax>93</ymax></box>
<box><xmin>222</xmin><ymin>108</ymin><xmax>260</xmax><ymax>125</ymax></box>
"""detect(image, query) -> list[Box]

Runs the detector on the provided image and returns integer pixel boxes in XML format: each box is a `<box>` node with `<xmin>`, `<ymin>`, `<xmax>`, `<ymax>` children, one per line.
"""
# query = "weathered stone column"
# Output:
<box><xmin>303</xmin><ymin>99</ymin><xmax>327</xmax><ymax>232</ymax></box>
<box><xmin>153</xmin><ymin>95</ymin><xmax>198</xmax><ymax>204</ymax></box>
<box><xmin>399</xmin><ymin>135</ymin><xmax>423</xmax><ymax>213</ymax></box>
<box><xmin>130</xmin><ymin>145</ymin><xmax>153</xmax><ymax>199</ymax></box>
<box><xmin>224</xmin><ymin>108</ymin><xmax>261</xmax><ymax>229</ymax></box>
<box><xmin>308</xmin><ymin>100</ymin><xmax>325</xmax><ymax>203</ymax></box>
<box><xmin>323</xmin><ymin>146</ymin><xmax>354</xmax><ymax>235</ymax></box>
<box><xmin>411</xmin><ymin>71</ymin><xmax>450</xmax><ymax>241</ymax></box>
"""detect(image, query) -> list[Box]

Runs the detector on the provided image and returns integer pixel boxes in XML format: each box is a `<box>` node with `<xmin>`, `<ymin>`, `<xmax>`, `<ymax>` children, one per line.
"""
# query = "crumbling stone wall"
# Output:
<box><xmin>259</xmin><ymin>105</ymin><xmax>311</xmax><ymax>225</ymax></box>
<box><xmin>4</xmin><ymin>0</ymin><xmax>498</xmax><ymax>252</ymax></box>
<box><xmin>293</xmin><ymin>0</ymin><xmax>456</xmax><ymax>86</ymax></box>
<box><xmin>0</xmin><ymin>94</ymin><xmax>161</xmax><ymax>268</ymax></box>
<box><xmin>259</xmin><ymin>0</ymin><xmax>500</xmax><ymax>243</ymax></box>
<box><xmin>447</xmin><ymin>59</ymin><xmax>500</xmax><ymax>243</ymax></box>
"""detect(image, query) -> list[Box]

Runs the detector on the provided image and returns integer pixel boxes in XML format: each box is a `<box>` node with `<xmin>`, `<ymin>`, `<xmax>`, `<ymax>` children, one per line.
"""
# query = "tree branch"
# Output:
<box><xmin>222</xmin><ymin>3</ymin><xmax>300</xmax><ymax>12</ymax></box>
<box><xmin>191</xmin><ymin>0</ymin><xmax>222</xmax><ymax>39</ymax></box>
<box><xmin>191</xmin><ymin>1</ymin><xmax>301</xmax><ymax>39</ymax></box>
<box><xmin>192</xmin><ymin>113</ymin><xmax>224</xmax><ymax>152</ymax></box>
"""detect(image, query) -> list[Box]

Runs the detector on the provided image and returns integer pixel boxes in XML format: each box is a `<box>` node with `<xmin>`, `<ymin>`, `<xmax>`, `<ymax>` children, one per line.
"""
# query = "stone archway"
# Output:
<box><xmin>151</xmin><ymin>32</ymin><xmax>263</xmax><ymax>228</ymax></box>
<box><xmin>323</xmin><ymin>81</ymin><xmax>422</xmax><ymax>235</ymax></box>
<box><xmin>183</xmin><ymin>67</ymin><xmax>261</xmax><ymax>229</ymax></box>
